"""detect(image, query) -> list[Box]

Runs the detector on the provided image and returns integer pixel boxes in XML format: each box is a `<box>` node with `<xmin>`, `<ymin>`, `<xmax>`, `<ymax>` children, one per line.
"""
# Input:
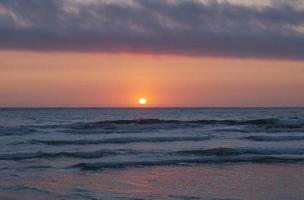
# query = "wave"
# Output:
<box><xmin>0</xmin><ymin>150</ymin><xmax>122</xmax><ymax>160</ymax></box>
<box><xmin>25</xmin><ymin>136</ymin><xmax>210</xmax><ymax>145</ymax></box>
<box><xmin>176</xmin><ymin>147</ymin><xmax>304</xmax><ymax>156</ymax></box>
<box><xmin>67</xmin><ymin>118</ymin><xmax>304</xmax><ymax>133</ymax></box>
<box><xmin>70</xmin><ymin>156</ymin><xmax>304</xmax><ymax>171</ymax></box>
<box><xmin>71</xmin><ymin>118</ymin><xmax>281</xmax><ymax>127</ymax></box>
<box><xmin>2</xmin><ymin>118</ymin><xmax>302</xmax><ymax>136</ymax></box>
<box><xmin>4</xmin><ymin>147</ymin><xmax>303</xmax><ymax>161</ymax></box>
<box><xmin>243</xmin><ymin>135</ymin><xmax>304</xmax><ymax>142</ymax></box>
<box><xmin>0</xmin><ymin>126</ymin><xmax>36</xmax><ymax>136</ymax></box>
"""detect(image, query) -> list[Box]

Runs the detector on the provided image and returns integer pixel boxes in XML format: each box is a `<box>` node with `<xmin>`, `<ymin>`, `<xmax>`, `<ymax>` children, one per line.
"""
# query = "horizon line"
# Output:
<box><xmin>1</xmin><ymin>106</ymin><xmax>303</xmax><ymax>109</ymax></box>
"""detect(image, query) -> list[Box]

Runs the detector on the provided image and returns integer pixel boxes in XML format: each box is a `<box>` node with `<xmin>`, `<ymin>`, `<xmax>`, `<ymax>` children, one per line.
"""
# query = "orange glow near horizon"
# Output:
<box><xmin>0</xmin><ymin>51</ymin><xmax>304</xmax><ymax>107</ymax></box>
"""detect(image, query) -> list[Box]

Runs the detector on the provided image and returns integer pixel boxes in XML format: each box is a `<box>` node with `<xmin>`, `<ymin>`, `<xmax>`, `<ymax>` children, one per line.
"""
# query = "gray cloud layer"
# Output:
<box><xmin>0</xmin><ymin>0</ymin><xmax>304</xmax><ymax>59</ymax></box>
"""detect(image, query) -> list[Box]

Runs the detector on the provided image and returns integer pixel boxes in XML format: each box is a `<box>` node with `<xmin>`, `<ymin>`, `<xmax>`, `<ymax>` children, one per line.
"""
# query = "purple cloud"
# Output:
<box><xmin>0</xmin><ymin>0</ymin><xmax>304</xmax><ymax>59</ymax></box>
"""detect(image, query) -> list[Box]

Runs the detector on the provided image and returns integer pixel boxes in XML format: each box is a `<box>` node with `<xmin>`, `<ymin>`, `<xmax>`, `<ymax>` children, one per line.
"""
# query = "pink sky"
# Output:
<box><xmin>0</xmin><ymin>51</ymin><xmax>303</xmax><ymax>107</ymax></box>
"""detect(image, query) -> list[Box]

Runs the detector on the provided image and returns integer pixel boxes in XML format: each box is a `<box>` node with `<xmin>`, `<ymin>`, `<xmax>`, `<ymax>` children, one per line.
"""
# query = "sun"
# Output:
<box><xmin>138</xmin><ymin>98</ymin><xmax>147</xmax><ymax>105</ymax></box>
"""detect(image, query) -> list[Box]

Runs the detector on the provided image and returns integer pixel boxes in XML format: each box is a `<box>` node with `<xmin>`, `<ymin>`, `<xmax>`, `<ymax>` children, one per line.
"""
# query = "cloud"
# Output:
<box><xmin>0</xmin><ymin>0</ymin><xmax>304</xmax><ymax>59</ymax></box>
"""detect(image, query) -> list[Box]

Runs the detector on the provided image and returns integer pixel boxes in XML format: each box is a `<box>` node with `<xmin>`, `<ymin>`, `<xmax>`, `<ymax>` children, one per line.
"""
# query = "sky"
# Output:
<box><xmin>0</xmin><ymin>0</ymin><xmax>304</xmax><ymax>107</ymax></box>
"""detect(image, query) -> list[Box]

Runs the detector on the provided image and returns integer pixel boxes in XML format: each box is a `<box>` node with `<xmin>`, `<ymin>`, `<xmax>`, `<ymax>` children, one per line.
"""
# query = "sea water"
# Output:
<box><xmin>0</xmin><ymin>108</ymin><xmax>304</xmax><ymax>199</ymax></box>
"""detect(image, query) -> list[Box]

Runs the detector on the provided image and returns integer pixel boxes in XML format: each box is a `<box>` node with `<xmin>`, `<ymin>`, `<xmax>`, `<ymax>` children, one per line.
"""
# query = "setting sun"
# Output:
<box><xmin>138</xmin><ymin>98</ymin><xmax>147</xmax><ymax>105</ymax></box>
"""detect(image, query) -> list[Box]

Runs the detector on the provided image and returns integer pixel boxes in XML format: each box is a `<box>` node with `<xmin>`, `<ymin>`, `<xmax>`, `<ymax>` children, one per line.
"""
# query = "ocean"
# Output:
<box><xmin>0</xmin><ymin>108</ymin><xmax>304</xmax><ymax>200</ymax></box>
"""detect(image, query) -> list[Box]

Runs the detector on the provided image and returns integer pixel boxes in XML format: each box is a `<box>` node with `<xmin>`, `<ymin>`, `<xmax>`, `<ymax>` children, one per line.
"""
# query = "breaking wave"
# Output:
<box><xmin>71</xmin><ymin>156</ymin><xmax>304</xmax><ymax>171</ymax></box>
<box><xmin>243</xmin><ymin>135</ymin><xmax>304</xmax><ymax>142</ymax></box>
<box><xmin>0</xmin><ymin>149</ymin><xmax>123</xmax><ymax>160</ymax></box>
<box><xmin>175</xmin><ymin>147</ymin><xmax>304</xmax><ymax>156</ymax></box>
<box><xmin>66</xmin><ymin>118</ymin><xmax>304</xmax><ymax>133</ymax></box>
<box><xmin>1</xmin><ymin>118</ymin><xmax>303</xmax><ymax>136</ymax></box>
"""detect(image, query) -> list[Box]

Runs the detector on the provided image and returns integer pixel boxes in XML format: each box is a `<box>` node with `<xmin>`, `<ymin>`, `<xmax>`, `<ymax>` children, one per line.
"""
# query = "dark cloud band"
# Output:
<box><xmin>0</xmin><ymin>0</ymin><xmax>304</xmax><ymax>59</ymax></box>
